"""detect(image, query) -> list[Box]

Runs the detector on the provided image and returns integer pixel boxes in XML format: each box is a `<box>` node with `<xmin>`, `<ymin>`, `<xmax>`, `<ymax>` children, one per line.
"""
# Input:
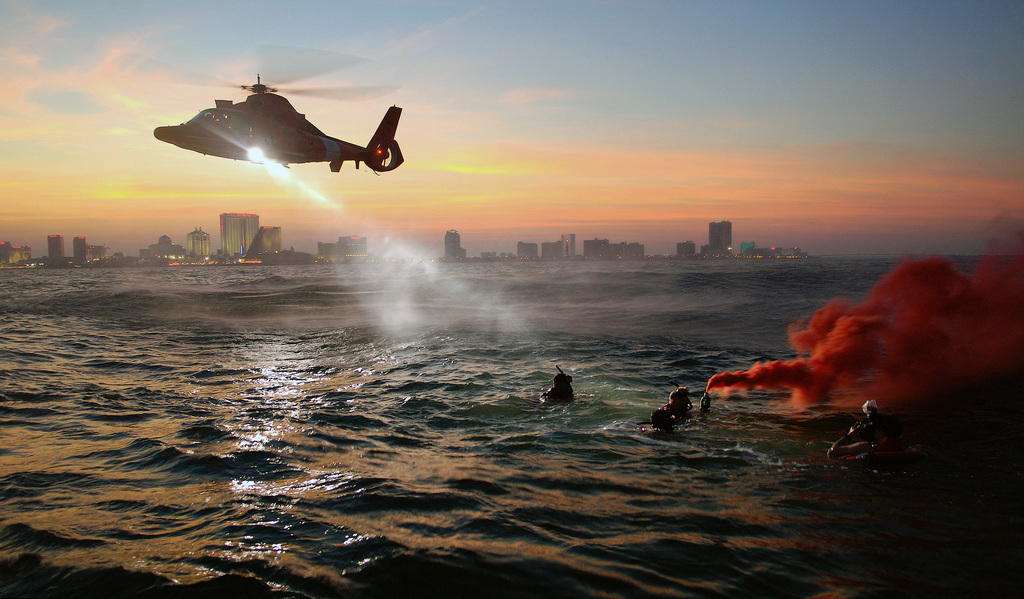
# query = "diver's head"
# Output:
<box><xmin>862</xmin><ymin>400</ymin><xmax>878</xmax><ymax>418</ymax></box>
<box><xmin>554</xmin><ymin>372</ymin><xmax>572</xmax><ymax>386</ymax></box>
<box><xmin>669</xmin><ymin>386</ymin><xmax>691</xmax><ymax>410</ymax></box>
<box><xmin>650</xmin><ymin>408</ymin><xmax>675</xmax><ymax>432</ymax></box>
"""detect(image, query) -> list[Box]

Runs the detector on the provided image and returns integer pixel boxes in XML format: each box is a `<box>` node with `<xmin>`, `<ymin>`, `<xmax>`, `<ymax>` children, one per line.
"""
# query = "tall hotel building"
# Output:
<box><xmin>708</xmin><ymin>221</ymin><xmax>733</xmax><ymax>255</ymax></box>
<box><xmin>245</xmin><ymin>226</ymin><xmax>283</xmax><ymax>258</ymax></box>
<box><xmin>73</xmin><ymin>236</ymin><xmax>88</xmax><ymax>264</ymax></box>
<box><xmin>187</xmin><ymin>227</ymin><xmax>212</xmax><ymax>257</ymax></box>
<box><xmin>444</xmin><ymin>229</ymin><xmax>465</xmax><ymax>260</ymax></box>
<box><xmin>47</xmin><ymin>235</ymin><xmax>64</xmax><ymax>260</ymax></box>
<box><xmin>260</xmin><ymin>226</ymin><xmax>283</xmax><ymax>253</ymax></box>
<box><xmin>317</xmin><ymin>236</ymin><xmax>368</xmax><ymax>262</ymax></box>
<box><xmin>676</xmin><ymin>241</ymin><xmax>696</xmax><ymax>257</ymax></box>
<box><xmin>338</xmin><ymin>236</ymin><xmax>367</xmax><ymax>261</ymax></box>
<box><xmin>0</xmin><ymin>242</ymin><xmax>31</xmax><ymax>264</ymax></box>
<box><xmin>219</xmin><ymin>213</ymin><xmax>260</xmax><ymax>257</ymax></box>
<box><xmin>561</xmin><ymin>234</ymin><xmax>576</xmax><ymax>258</ymax></box>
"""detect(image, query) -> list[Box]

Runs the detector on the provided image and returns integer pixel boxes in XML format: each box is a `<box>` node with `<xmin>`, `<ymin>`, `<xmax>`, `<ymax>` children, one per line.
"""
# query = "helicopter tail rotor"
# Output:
<box><xmin>365</xmin><ymin>106</ymin><xmax>404</xmax><ymax>172</ymax></box>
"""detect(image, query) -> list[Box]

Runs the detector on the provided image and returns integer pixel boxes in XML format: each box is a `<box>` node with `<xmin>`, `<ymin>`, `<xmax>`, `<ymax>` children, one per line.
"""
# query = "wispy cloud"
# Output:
<box><xmin>388</xmin><ymin>5</ymin><xmax>487</xmax><ymax>56</ymax></box>
<box><xmin>6</xmin><ymin>52</ymin><xmax>41</xmax><ymax>67</ymax></box>
<box><xmin>0</xmin><ymin>1</ymin><xmax>66</xmax><ymax>75</ymax></box>
<box><xmin>28</xmin><ymin>90</ymin><xmax>104</xmax><ymax>114</ymax></box>
<box><xmin>4</xmin><ymin>0</ymin><xmax>67</xmax><ymax>37</ymax></box>
<box><xmin>498</xmin><ymin>88</ymin><xmax>569</xmax><ymax>105</ymax></box>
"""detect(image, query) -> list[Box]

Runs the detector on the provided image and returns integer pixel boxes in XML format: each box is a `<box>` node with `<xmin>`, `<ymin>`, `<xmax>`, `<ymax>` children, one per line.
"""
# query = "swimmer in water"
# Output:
<box><xmin>648</xmin><ymin>386</ymin><xmax>692</xmax><ymax>433</ymax></box>
<box><xmin>827</xmin><ymin>400</ymin><xmax>904</xmax><ymax>458</ymax></box>
<box><xmin>541</xmin><ymin>366</ymin><xmax>574</xmax><ymax>402</ymax></box>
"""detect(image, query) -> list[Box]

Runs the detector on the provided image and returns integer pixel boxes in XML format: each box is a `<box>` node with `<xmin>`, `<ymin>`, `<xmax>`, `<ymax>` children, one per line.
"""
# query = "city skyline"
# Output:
<box><xmin>4</xmin><ymin>215</ymin><xmax>802</xmax><ymax>262</ymax></box>
<box><xmin>3</xmin><ymin>212</ymin><xmax>809</xmax><ymax>259</ymax></box>
<box><xmin>4</xmin><ymin>217</ymin><xmax>805</xmax><ymax>264</ymax></box>
<box><xmin>1</xmin><ymin>3</ymin><xmax>1022</xmax><ymax>257</ymax></box>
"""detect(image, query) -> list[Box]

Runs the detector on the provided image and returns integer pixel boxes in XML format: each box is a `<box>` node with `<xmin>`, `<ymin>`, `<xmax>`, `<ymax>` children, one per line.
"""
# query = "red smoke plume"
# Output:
<box><xmin>708</xmin><ymin>234</ymin><xmax>1024</xmax><ymax>406</ymax></box>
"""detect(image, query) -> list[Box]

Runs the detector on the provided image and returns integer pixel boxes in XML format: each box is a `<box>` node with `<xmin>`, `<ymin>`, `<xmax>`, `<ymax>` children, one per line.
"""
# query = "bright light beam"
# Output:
<box><xmin>243</xmin><ymin>146</ymin><xmax>339</xmax><ymax>210</ymax></box>
<box><xmin>247</xmin><ymin>147</ymin><xmax>266</xmax><ymax>163</ymax></box>
<box><xmin>257</xmin><ymin>160</ymin><xmax>342</xmax><ymax>212</ymax></box>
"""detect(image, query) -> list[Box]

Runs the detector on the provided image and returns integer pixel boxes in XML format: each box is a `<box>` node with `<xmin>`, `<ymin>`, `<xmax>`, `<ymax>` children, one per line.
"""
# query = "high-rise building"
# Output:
<box><xmin>676</xmin><ymin>241</ymin><xmax>696</xmax><ymax>257</ymax></box>
<box><xmin>245</xmin><ymin>226</ymin><xmax>283</xmax><ymax>259</ymax></box>
<box><xmin>561</xmin><ymin>234</ymin><xmax>576</xmax><ymax>257</ymax></box>
<box><xmin>220</xmin><ymin>213</ymin><xmax>260</xmax><ymax>257</ymax></box>
<box><xmin>73</xmin><ymin>236</ymin><xmax>88</xmax><ymax>264</ymax></box>
<box><xmin>317</xmin><ymin>236</ymin><xmax>368</xmax><ymax>262</ymax></box>
<box><xmin>444</xmin><ymin>229</ymin><xmax>465</xmax><ymax>260</ymax></box>
<box><xmin>541</xmin><ymin>241</ymin><xmax>564</xmax><ymax>260</ymax></box>
<box><xmin>622</xmin><ymin>242</ymin><xmax>645</xmax><ymax>260</ymax></box>
<box><xmin>47</xmin><ymin>235</ymin><xmax>64</xmax><ymax>260</ymax></box>
<box><xmin>516</xmin><ymin>241</ymin><xmax>538</xmax><ymax>259</ymax></box>
<box><xmin>85</xmin><ymin>244</ymin><xmax>106</xmax><ymax>262</ymax></box>
<box><xmin>186</xmin><ymin>227</ymin><xmax>211</xmax><ymax>257</ymax></box>
<box><xmin>8</xmin><ymin>244</ymin><xmax>31</xmax><ymax>263</ymax></box>
<box><xmin>1</xmin><ymin>242</ymin><xmax>31</xmax><ymax>264</ymax></box>
<box><xmin>339</xmin><ymin>236</ymin><xmax>368</xmax><ymax>261</ymax></box>
<box><xmin>69</xmin><ymin>236</ymin><xmax>106</xmax><ymax>264</ymax></box>
<box><xmin>583</xmin><ymin>238</ymin><xmax>610</xmax><ymax>259</ymax></box>
<box><xmin>708</xmin><ymin>221</ymin><xmax>732</xmax><ymax>255</ymax></box>
<box><xmin>264</xmin><ymin>227</ymin><xmax>282</xmax><ymax>252</ymax></box>
<box><xmin>581</xmin><ymin>238</ymin><xmax>642</xmax><ymax>260</ymax></box>
<box><xmin>316</xmin><ymin>241</ymin><xmax>334</xmax><ymax>261</ymax></box>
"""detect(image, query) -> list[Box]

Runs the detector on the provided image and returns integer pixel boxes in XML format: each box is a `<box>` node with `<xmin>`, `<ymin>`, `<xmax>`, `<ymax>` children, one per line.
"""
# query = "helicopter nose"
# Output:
<box><xmin>153</xmin><ymin>125</ymin><xmax>179</xmax><ymax>144</ymax></box>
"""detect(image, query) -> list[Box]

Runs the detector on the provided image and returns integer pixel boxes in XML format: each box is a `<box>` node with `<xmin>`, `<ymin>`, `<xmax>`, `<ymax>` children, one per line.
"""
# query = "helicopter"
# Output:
<box><xmin>154</xmin><ymin>75</ymin><xmax>403</xmax><ymax>173</ymax></box>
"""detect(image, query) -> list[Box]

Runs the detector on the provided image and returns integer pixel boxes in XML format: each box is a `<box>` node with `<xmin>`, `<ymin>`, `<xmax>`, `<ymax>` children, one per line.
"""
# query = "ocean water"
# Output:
<box><xmin>0</xmin><ymin>258</ymin><xmax>1021</xmax><ymax>598</ymax></box>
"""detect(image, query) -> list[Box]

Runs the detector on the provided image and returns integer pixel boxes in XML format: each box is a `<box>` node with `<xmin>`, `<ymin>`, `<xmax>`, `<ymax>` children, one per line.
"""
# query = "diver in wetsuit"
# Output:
<box><xmin>827</xmin><ymin>400</ymin><xmax>904</xmax><ymax>458</ymax></box>
<box><xmin>649</xmin><ymin>387</ymin><xmax>692</xmax><ymax>433</ymax></box>
<box><xmin>541</xmin><ymin>367</ymin><xmax>574</xmax><ymax>402</ymax></box>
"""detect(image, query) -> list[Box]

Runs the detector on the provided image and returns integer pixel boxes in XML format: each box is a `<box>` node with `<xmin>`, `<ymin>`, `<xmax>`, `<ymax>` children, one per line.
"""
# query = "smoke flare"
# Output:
<box><xmin>708</xmin><ymin>234</ymin><xmax>1024</xmax><ymax>406</ymax></box>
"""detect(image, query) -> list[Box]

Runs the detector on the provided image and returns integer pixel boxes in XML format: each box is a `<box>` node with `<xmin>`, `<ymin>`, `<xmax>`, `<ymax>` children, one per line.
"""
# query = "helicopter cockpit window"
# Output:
<box><xmin>187</xmin><ymin>111</ymin><xmax>210</xmax><ymax>124</ymax></box>
<box><xmin>187</xmin><ymin>110</ymin><xmax>232</xmax><ymax>128</ymax></box>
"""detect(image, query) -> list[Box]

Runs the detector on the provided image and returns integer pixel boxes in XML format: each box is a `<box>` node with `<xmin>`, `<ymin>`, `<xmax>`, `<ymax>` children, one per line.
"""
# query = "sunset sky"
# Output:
<box><xmin>2</xmin><ymin>0</ymin><xmax>1022</xmax><ymax>257</ymax></box>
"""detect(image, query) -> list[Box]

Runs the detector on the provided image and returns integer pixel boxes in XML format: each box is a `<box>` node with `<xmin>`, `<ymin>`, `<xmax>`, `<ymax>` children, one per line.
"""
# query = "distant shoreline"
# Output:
<box><xmin>1</xmin><ymin>253</ymin><xmax>993</xmax><ymax>270</ymax></box>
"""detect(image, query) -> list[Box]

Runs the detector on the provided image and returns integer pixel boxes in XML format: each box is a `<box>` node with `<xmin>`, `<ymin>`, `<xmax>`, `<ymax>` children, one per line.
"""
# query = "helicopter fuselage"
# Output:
<box><xmin>154</xmin><ymin>92</ymin><xmax>403</xmax><ymax>173</ymax></box>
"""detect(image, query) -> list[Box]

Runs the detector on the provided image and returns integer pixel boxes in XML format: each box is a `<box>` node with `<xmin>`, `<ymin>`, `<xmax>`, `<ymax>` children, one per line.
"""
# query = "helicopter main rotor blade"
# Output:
<box><xmin>133</xmin><ymin>46</ymin><xmax>395</xmax><ymax>102</ymax></box>
<box><xmin>282</xmin><ymin>85</ymin><xmax>400</xmax><ymax>101</ymax></box>
<box><xmin>127</xmin><ymin>55</ymin><xmax>239</xmax><ymax>89</ymax></box>
<box><xmin>255</xmin><ymin>45</ymin><xmax>366</xmax><ymax>86</ymax></box>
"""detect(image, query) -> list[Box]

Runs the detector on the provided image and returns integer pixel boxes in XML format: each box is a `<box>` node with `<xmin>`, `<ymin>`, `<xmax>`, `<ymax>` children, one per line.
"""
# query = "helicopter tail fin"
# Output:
<box><xmin>366</xmin><ymin>106</ymin><xmax>404</xmax><ymax>172</ymax></box>
<box><xmin>369</xmin><ymin>106</ymin><xmax>402</xmax><ymax>145</ymax></box>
